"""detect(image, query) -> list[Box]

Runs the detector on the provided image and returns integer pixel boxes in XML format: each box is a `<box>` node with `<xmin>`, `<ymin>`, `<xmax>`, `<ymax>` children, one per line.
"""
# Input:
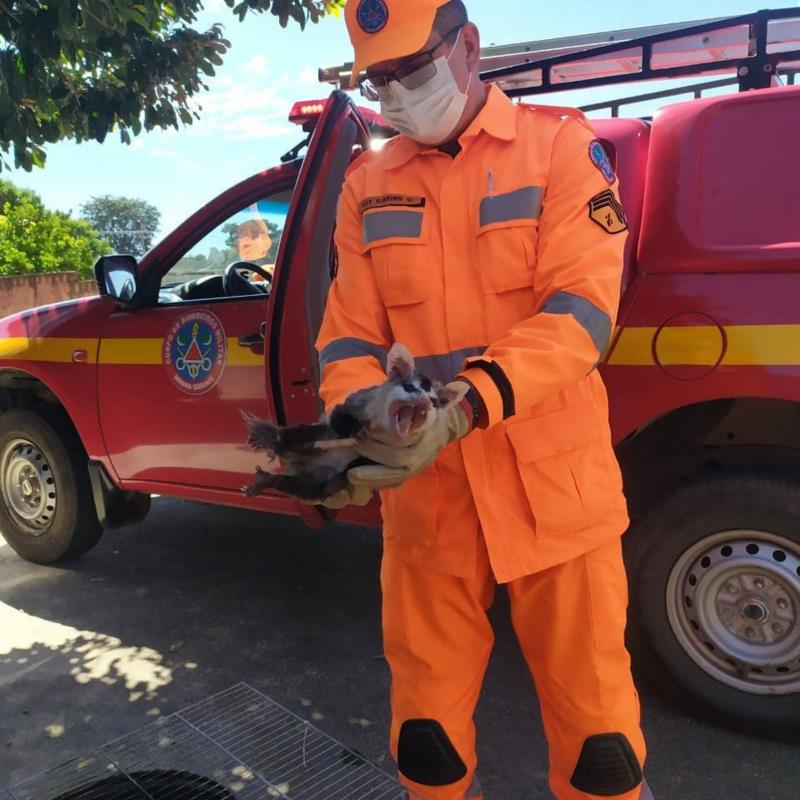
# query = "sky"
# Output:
<box><xmin>6</xmin><ymin>0</ymin><xmax>791</xmax><ymax>237</ymax></box>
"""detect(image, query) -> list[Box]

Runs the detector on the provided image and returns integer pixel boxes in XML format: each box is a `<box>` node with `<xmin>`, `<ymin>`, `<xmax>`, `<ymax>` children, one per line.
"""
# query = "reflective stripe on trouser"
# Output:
<box><xmin>381</xmin><ymin>535</ymin><xmax>646</xmax><ymax>800</ymax></box>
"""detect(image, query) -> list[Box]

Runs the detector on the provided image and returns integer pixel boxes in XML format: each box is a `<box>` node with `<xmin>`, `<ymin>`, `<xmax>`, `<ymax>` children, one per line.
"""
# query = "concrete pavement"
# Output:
<box><xmin>1</xmin><ymin>498</ymin><xmax>798</xmax><ymax>798</ymax></box>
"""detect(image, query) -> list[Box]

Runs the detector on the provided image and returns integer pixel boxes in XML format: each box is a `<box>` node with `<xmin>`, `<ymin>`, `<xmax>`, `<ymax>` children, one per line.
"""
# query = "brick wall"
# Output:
<box><xmin>0</xmin><ymin>272</ymin><xmax>97</xmax><ymax>317</ymax></box>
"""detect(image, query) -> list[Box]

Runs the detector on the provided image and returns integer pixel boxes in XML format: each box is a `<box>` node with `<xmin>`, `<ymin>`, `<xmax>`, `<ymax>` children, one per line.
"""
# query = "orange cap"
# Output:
<box><xmin>345</xmin><ymin>0</ymin><xmax>450</xmax><ymax>86</ymax></box>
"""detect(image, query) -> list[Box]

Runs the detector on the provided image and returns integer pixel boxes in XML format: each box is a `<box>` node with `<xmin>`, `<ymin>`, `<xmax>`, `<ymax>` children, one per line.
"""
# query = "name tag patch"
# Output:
<box><xmin>588</xmin><ymin>190</ymin><xmax>628</xmax><ymax>234</ymax></box>
<box><xmin>360</xmin><ymin>194</ymin><xmax>426</xmax><ymax>213</ymax></box>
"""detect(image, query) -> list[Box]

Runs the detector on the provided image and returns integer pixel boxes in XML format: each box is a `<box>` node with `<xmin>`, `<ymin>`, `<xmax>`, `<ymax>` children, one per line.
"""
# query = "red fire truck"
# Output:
<box><xmin>1</xmin><ymin>10</ymin><xmax>799</xmax><ymax>733</ymax></box>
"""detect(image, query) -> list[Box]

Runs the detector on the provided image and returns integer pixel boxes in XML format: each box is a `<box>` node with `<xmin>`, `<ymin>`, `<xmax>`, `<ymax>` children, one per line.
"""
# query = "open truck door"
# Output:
<box><xmin>265</xmin><ymin>91</ymin><xmax>378</xmax><ymax>527</ymax></box>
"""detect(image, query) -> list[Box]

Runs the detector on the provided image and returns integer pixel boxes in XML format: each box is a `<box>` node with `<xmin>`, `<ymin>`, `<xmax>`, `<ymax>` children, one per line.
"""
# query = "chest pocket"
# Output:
<box><xmin>477</xmin><ymin>185</ymin><xmax>542</xmax><ymax>294</ymax></box>
<box><xmin>362</xmin><ymin>208</ymin><xmax>428</xmax><ymax>306</ymax></box>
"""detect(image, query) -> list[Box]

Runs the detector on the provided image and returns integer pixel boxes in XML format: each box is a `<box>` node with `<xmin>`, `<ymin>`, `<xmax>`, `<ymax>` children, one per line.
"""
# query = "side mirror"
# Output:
<box><xmin>95</xmin><ymin>254</ymin><xmax>139</xmax><ymax>304</ymax></box>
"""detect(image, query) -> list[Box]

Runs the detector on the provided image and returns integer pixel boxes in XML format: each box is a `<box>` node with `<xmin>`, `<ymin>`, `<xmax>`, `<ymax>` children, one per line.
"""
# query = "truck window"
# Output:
<box><xmin>159</xmin><ymin>186</ymin><xmax>294</xmax><ymax>303</ymax></box>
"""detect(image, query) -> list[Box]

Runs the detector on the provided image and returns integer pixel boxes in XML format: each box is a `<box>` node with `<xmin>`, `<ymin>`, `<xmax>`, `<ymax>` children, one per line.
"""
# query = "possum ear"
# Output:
<box><xmin>387</xmin><ymin>342</ymin><xmax>414</xmax><ymax>380</ymax></box>
<box><xmin>438</xmin><ymin>380</ymin><xmax>470</xmax><ymax>406</ymax></box>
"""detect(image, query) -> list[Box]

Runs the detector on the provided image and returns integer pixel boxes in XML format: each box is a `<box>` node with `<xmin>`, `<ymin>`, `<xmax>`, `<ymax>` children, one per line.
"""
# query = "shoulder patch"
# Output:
<box><xmin>589</xmin><ymin>139</ymin><xmax>616</xmax><ymax>184</ymax></box>
<box><xmin>588</xmin><ymin>190</ymin><xmax>628</xmax><ymax>235</ymax></box>
<box><xmin>360</xmin><ymin>194</ymin><xmax>426</xmax><ymax>213</ymax></box>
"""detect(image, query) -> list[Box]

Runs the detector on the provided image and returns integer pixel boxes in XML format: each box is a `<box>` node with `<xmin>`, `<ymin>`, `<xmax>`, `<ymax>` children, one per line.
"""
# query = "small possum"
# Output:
<box><xmin>242</xmin><ymin>343</ymin><xmax>469</xmax><ymax>501</ymax></box>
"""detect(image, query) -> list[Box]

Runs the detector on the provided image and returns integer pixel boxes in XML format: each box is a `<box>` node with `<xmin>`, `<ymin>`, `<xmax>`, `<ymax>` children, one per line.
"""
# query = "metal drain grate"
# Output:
<box><xmin>8</xmin><ymin>683</ymin><xmax>411</xmax><ymax>800</ymax></box>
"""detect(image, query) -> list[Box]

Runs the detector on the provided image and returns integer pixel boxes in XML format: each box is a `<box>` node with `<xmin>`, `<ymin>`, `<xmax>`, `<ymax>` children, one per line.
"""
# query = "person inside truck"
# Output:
<box><xmin>314</xmin><ymin>1</ymin><xmax>653</xmax><ymax>798</ymax></box>
<box><xmin>235</xmin><ymin>203</ymin><xmax>275</xmax><ymax>283</ymax></box>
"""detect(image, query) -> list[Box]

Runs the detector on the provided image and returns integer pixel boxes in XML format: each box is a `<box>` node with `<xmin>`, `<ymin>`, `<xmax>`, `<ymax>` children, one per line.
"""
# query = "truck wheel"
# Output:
<box><xmin>0</xmin><ymin>408</ymin><xmax>103</xmax><ymax>564</ymax></box>
<box><xmin>624</xmin><ymin>474</ymin><xmax>800</xmax><ymax>736</ymax></box>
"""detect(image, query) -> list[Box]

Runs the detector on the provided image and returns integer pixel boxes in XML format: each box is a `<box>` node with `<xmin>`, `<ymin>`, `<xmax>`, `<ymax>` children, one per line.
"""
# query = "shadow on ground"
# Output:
<box><xmin>1</xmin><ymin>498</ymin><xmax>798</xmax><ymax>799</ymax></box>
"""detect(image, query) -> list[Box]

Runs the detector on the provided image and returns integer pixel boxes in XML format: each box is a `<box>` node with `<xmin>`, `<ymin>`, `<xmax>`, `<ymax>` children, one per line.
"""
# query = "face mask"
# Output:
<box><xmin>379</xmin><ymin>32</ymin><xmax>472</xmax><ymax>146</ymax></box>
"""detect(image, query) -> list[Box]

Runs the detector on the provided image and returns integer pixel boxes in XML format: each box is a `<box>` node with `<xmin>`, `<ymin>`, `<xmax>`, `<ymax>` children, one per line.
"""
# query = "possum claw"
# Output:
<box><xmin>243</xmin><ymin>465</ymin><xmax>274</xmax><ymax>497</ymax></box>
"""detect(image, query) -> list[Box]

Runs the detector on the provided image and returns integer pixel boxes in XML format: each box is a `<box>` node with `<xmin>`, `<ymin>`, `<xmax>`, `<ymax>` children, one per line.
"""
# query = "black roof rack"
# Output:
<box><xmin>319</xmin><ymin>8</ymin><xmax>800</xmax><ymax>107</ymax></box>
<box><xmin>482</xmin><ymin>8</ymin><xmax>800</xmax><ymax>97</ymax></box>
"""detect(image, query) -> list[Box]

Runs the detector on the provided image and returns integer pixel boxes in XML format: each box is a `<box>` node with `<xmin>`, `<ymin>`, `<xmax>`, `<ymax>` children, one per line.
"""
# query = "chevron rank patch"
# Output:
<box><xmin>588</xmin><ymin>190</ymin><xmax>628</xmax><ymax>234</ymax></box>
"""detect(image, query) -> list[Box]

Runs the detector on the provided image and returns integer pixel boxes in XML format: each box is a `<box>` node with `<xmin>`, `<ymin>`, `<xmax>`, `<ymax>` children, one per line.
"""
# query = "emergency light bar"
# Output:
<box><xmin>289</xmin><ymin>100</ymin><xmax>327</xmax><ymax>126</ymax></box>
<box><xmin>289</xmin><ymin>99</ymin><xmax>393</xmax><ymax>135</ymax></box>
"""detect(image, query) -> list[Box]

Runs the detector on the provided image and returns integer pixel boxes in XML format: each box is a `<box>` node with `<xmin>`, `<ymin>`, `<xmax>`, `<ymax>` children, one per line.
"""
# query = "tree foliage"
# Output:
<box><xmin>0</xmin><ymin>0</ymin><xmax>346</xmax><ymax>171</ymax></box>
<box><xmin>0</xmin><ymin>180</ymin><xmax>110</xmax><ymax>278</ymax></box>
<box><xmin>80</xmin><ymin>194</ymin><xmax>161</xmax><ymax>255</ymax></box>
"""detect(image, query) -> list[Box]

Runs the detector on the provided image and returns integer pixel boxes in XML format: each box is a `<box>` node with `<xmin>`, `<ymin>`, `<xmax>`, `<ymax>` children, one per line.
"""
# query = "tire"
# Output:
<box><xmin>623</xmin><ymin>473</ymin><xmax>800</xmax><ymax>736</ymax></box>
<box><xmin>0</xmin><ymin>408</ymin><xmax>103</xmax><ymax>564</ymax></box>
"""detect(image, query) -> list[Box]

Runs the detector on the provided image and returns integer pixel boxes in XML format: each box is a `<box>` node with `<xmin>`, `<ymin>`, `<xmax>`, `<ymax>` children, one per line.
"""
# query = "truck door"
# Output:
<box><xmin>266</xmin><ymin>91</ymin><xmax>371</xmax><ymax>425</ymax></box>
<box><xmin>96</xmin><ymin>164</ymin><xmax>301</xmax><ymax>493</ymax></box>
<box><xmin>265</xmin><ymin>91</ymin><xmax>377</xmax><ymax>524</ymax></box>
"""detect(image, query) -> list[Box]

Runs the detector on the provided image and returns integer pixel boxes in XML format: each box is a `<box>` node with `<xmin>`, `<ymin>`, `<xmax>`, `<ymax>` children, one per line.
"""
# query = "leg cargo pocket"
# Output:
<box><xmin>504</xmin><ymin>403</ymin><xmax>621</xmax><ymax>535</ymax></box>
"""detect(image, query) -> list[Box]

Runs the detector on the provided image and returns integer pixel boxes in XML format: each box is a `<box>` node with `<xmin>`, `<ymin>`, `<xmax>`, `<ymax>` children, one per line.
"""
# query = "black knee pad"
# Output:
<box><xmin>397</xmin><ymin>719</ymin><xmax>467</xmax><ymax>786</ymax></box>
<box><xmin>569</xmin><ymin>732</ymin><xmax>643</xmax><ymax>796</ymax></box>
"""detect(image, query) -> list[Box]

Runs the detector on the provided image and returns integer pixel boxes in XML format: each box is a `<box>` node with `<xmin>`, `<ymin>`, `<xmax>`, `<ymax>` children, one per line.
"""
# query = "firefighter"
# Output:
<box><xmin>315</xmin><ymin>1</ymin><xmax>653</xmax><ymax>798</ymax></box>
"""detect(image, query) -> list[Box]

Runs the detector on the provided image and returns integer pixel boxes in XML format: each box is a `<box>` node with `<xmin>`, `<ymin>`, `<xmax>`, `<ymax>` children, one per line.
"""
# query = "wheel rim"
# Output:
<box><xmin>1</xmin><ymin>437</ymin><xmax>57</xmax><ymax>533</ymax></box>
<box><xmin>667</xmin><ymin>530</ymin><xmax>800</xmax><ymax>695</ymax></box>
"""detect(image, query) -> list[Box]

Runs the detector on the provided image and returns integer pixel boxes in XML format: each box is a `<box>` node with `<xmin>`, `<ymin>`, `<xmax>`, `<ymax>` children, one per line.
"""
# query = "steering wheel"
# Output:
<box><xmin>222</xmin><ymin>261</ymin><xmax>272</xmax><ymax>297</ymax></box>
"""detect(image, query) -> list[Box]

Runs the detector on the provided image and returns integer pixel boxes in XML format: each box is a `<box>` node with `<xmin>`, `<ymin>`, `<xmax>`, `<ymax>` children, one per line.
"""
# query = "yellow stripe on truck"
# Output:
<box><xmin>724</xmin><ymin>325</ymin><xmax>800</xmax><ymax>365</ymax></box>
<box><xmin>0</xmin><ymin>337</ymin><xmax>263</xmax><ymax>368</ymax></box>
<box><xmin>607</xmin><ymin>324</ymin><xmax>800</xmax><ymax>367</ymax></box>
<box><xmin>226</xmin><ymin>340</ymin><xmax>263</xmax><ymax>367</ymax></box>
<box><xmin>98</xmin><ymin>338</ymin><xmax>161</xmax><ymax>365</ymax></box>
<box><xmin>97</xmin><ymin>337</ymin><xmax>263</xmax><ymax>367</ymax></box>
<box><xmin>7</xmin><ymin>326</ymin><xmax>796</xmax><ymax>370</ymax></box>
<box><xmin>0</xmin><ymin>337</ymin><xmax>98</xmax><ymax>364</ymax></box>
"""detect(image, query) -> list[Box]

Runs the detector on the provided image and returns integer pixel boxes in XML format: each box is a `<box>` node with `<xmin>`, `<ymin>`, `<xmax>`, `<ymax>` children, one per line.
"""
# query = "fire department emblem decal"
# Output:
<box><xmin>164</xmin><ymin>311</ymin><xmax>226</xmax><ymax>395</ymax></box>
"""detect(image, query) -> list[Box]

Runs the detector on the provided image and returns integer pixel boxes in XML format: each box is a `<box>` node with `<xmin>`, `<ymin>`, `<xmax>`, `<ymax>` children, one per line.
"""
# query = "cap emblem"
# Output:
<box><xmin>356</xmin><ymin>0</ymin><xmax>389</xmax><ymax>33</ymax></box>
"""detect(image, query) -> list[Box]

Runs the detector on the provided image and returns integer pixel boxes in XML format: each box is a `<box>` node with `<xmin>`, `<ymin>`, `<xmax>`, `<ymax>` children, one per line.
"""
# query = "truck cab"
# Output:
<box><xmin>1</xmin><ymin>9</ymin><xmax>799</xmax><ymax>735</ymax></box>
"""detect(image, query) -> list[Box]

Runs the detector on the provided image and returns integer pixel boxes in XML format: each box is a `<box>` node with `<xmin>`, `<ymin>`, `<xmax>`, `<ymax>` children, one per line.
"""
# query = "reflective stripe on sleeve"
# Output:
<box><xmin>479</xmin><ymin>186</ymin><xmax>542</xmax><ymax>227</ymax></box>
<box><xmin>319</xmin><ymin>337</ymin><xmax>388</xmax><ymax>370</ymax></box>
<box><xmin>541</xmin><ymin>291</ymin><xmax>612</xmax><ymax>355</ymax></box>
<box><xmin>415</xmin><ymin>345</ymin><xmax>487</xmax><ymax>383</ymax></box>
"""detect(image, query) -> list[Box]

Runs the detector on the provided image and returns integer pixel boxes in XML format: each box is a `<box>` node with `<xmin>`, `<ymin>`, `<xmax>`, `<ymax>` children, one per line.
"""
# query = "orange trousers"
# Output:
<box><xmin>381</xmin><ymin>536</ymin><xmax>646</xmax><ymax>800</ymax></box>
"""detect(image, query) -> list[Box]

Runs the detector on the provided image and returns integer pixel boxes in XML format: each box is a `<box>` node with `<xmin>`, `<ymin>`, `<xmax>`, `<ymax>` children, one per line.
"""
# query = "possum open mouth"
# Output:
<box><xmin>389</xmin><ymin>396</ymin><xmax>432</xmax><ymax>438</ymax></box>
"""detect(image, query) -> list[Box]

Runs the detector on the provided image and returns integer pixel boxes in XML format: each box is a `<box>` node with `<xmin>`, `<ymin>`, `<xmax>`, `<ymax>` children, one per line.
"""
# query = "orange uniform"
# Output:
<box><xmin>317</xmin><ymin>73</ymin><xmax>646</xmax><ymax>800</ymax></box>
<box><xmin>319</xmin><ymin>86</ymin><xmax>630</xmax><ymax>582</ymax></box>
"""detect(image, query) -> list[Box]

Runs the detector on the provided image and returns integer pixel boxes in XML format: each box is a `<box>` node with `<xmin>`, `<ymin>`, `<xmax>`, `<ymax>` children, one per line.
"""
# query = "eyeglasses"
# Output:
<box><xmin>358</xmin><ymin>25</ymin><xmax>463</xmax><ymax>102</ymax></box>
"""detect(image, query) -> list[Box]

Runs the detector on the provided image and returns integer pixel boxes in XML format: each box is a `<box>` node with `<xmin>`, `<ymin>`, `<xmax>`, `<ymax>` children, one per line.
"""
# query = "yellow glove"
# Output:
<box><xmin>301</xmin><ymin>482</ymin><xmax>373</xmax><ymax>510</ymax></box>
<box><xmin>347</xmin><ymin>463</ymin><xmax>409</xmax><ymax>490</ymax></box>
<box><xmin>351</xmin><ymin>402</ymin><xmax>470</xmax><ymax>484</ymax></box>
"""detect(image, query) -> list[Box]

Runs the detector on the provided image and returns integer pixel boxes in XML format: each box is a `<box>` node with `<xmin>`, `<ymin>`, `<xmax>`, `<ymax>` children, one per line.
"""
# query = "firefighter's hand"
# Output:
<box><xmin>301</xmin><ymin>482</ymin><xmax>373</xmax><ymax>510</ymax></box>
<box><xmin>352</xmin><ymin>402</ymin><xmax>470</xmax><ymax>479</ymax></box>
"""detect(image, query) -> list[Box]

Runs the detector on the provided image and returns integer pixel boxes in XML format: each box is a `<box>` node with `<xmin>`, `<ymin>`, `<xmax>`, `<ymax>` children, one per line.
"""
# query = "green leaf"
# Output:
<box><xmin>128</xmin><ymin>10</ymin><xmax>149</xmax><ymax>29</ymax></box>
<box><xmin>0</xmin><ymin>0</ymin><xmax>322</xmax><ymax>164</ymax></box>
